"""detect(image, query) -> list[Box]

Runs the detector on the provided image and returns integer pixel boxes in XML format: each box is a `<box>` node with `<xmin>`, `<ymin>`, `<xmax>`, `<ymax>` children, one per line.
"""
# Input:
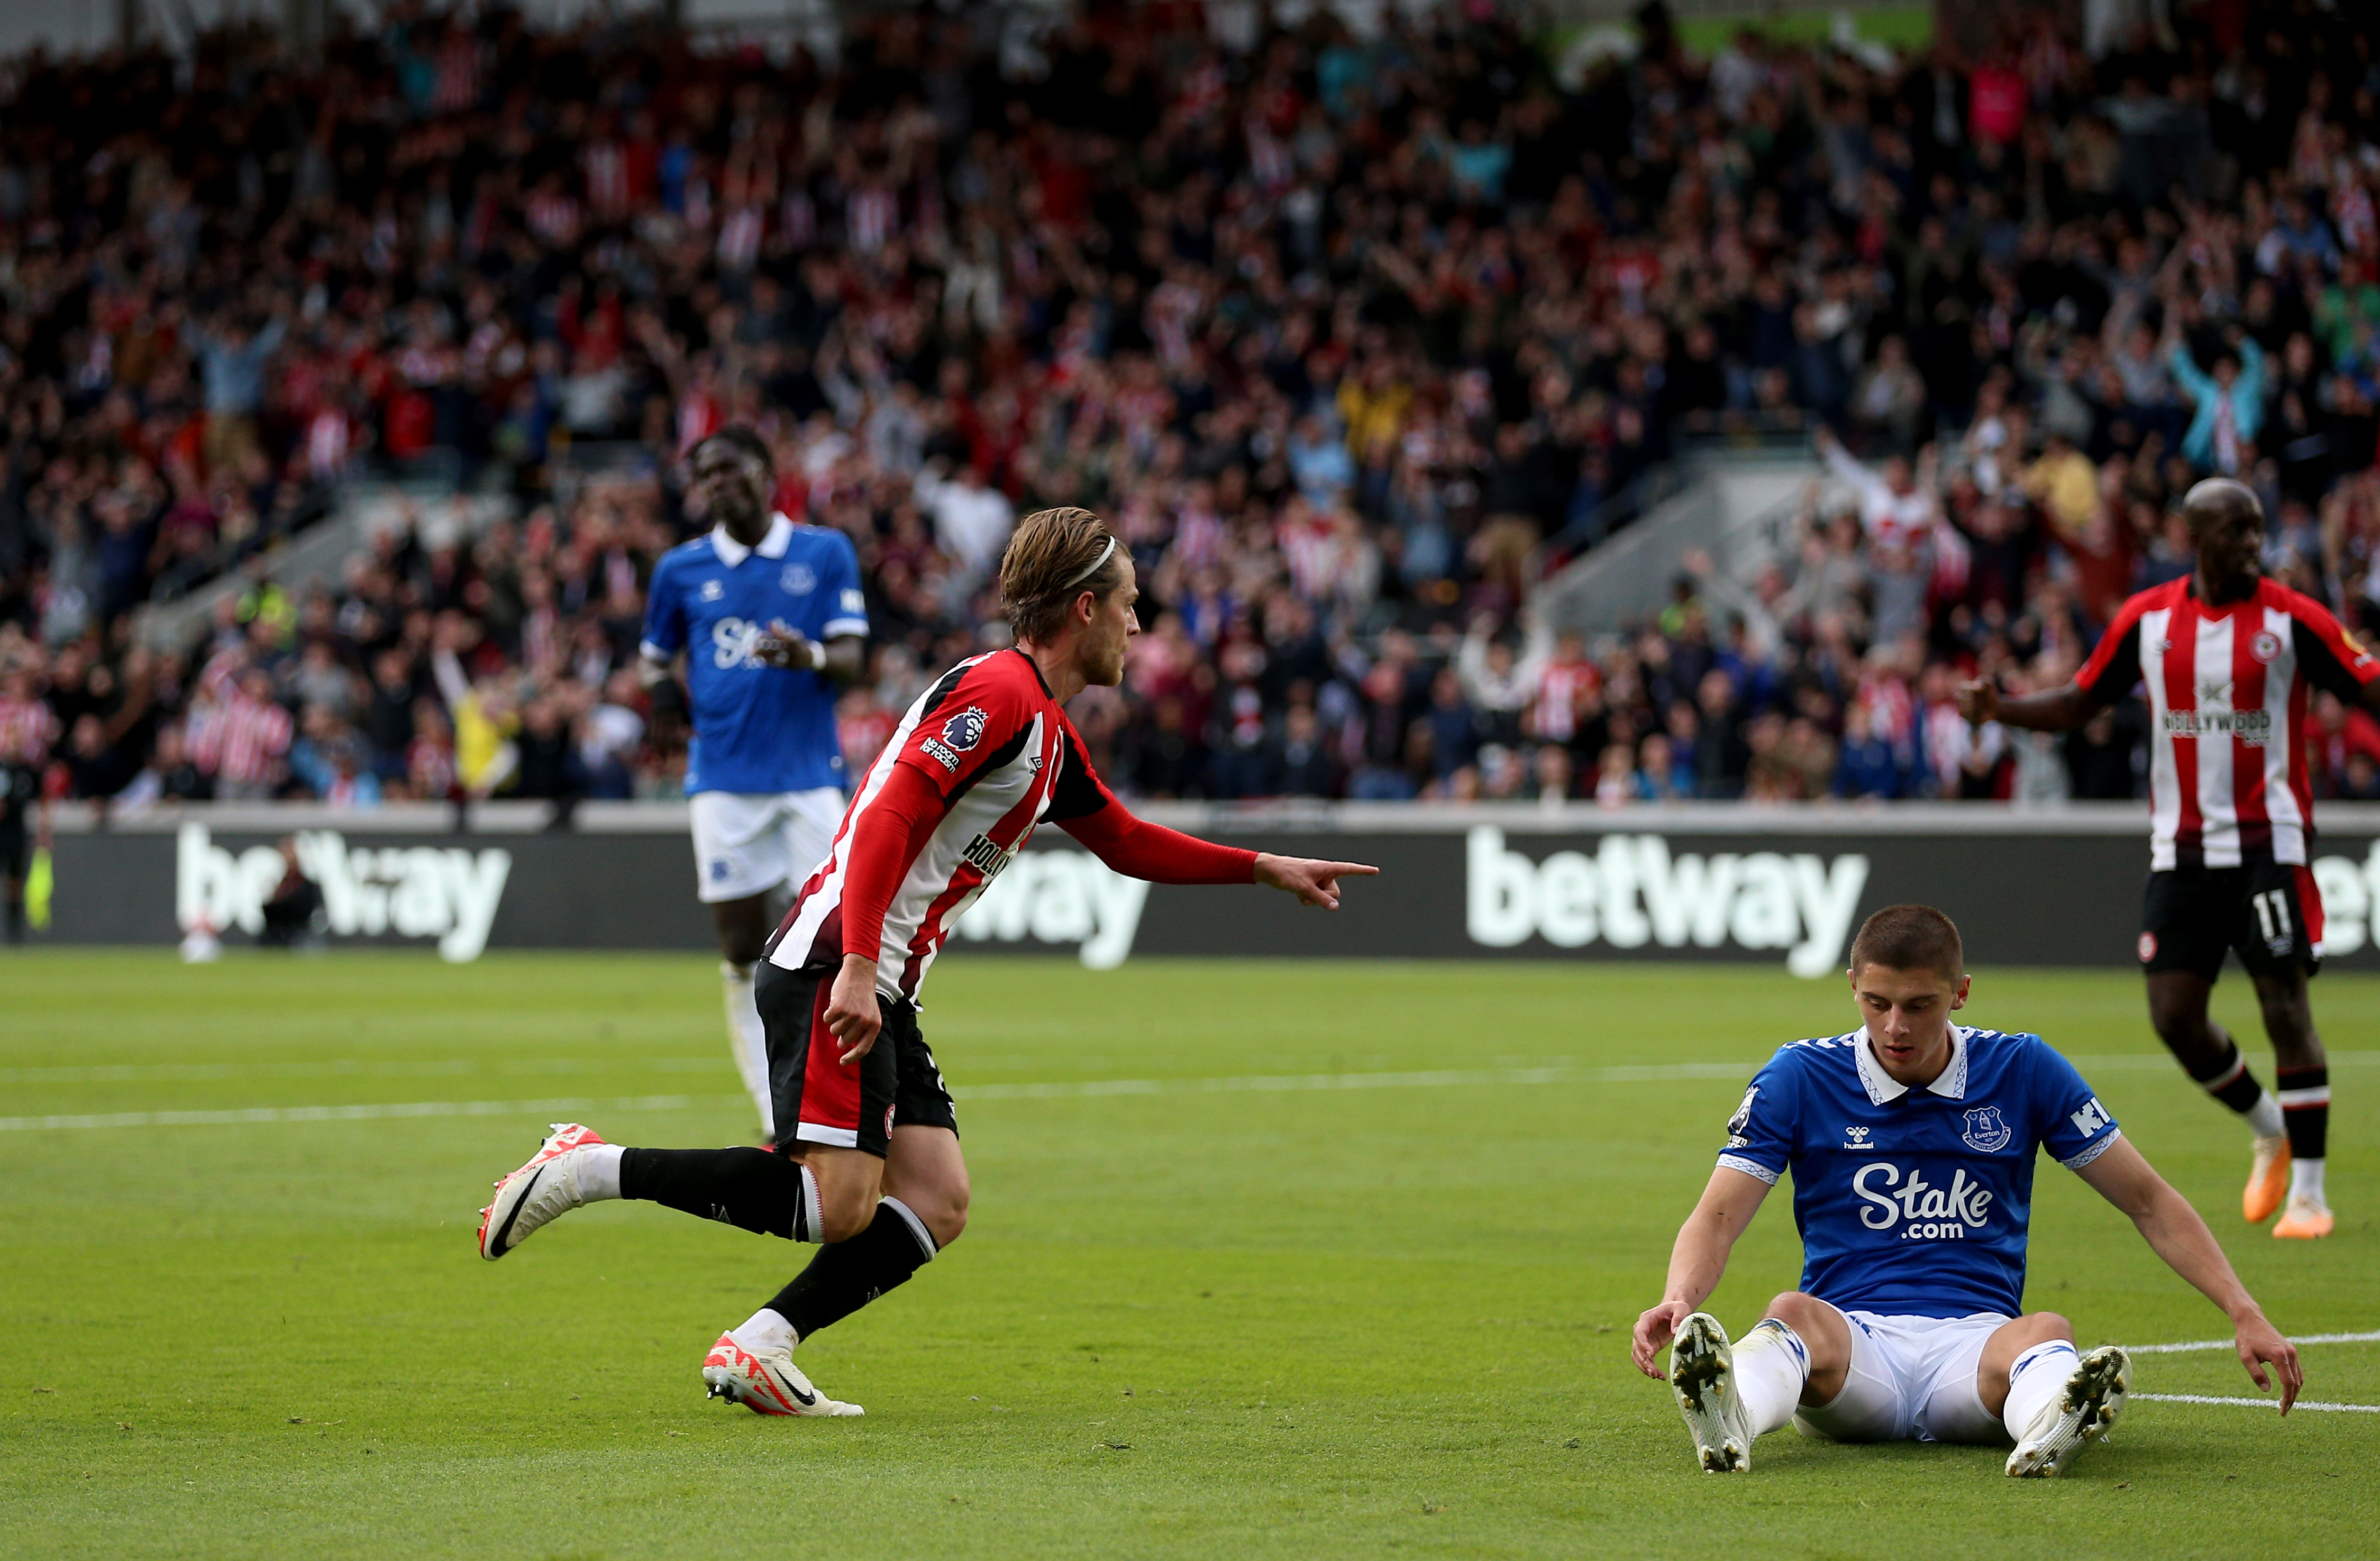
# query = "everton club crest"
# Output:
<box><xmin>1960</xmin><ymin>1105</ymin><xmax>2013</xmax><ymax>1153</ymax></box>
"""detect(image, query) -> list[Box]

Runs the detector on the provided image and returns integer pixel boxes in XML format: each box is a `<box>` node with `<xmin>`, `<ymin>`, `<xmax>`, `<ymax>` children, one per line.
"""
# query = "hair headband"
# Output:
<box><xmin>1061</xmin><ymin>534</ymin><xmax>1118</xmax><ymax>590</ymax></box>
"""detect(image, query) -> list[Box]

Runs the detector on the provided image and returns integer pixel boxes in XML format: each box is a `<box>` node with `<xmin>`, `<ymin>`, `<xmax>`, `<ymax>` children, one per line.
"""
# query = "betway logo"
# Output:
<box><xmin>1465</xmin><ymin>828</ymin><xmax>1868</xmax><ymax>978</ymax></box>
<box><xmin>1852</xmin><ymin>1161</ymin><xmax>1995</xmax><ymax>1234</ymax></box>
<box><xmin>176</xmin><ymin>823</ymin><xmax>511</xmax><ymax>962</ymax></box>
<box><xmin>953</xmin><ymin>848</ymin><xmax>1148</xmax><ymax>970</ymax></box>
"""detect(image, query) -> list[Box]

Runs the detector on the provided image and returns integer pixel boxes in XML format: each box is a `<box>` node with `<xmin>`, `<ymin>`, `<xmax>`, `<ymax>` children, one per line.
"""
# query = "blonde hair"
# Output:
<box><xmin>999</xmin><ymin>507</ymin><xmax>1127</xmax><ymax>644</ymax></box>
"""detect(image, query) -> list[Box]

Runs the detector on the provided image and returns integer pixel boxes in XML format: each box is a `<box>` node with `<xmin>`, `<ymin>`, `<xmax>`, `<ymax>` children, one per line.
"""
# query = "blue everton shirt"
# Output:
<box><xmin>640</xmin><ymin>512</ymin><xmax>868</xmax><ymax>796</ymax></box>
<box><xmin>1716</xmin><ymin>1026</ymin><xmax>2121</xmax><ymax>1319</ymax></box>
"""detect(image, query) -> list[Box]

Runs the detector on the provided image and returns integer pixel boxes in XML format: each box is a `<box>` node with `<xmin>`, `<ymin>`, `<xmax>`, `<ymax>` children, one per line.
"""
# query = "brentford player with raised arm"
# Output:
<box><xmin>473</xmin><ymin>506</ymin><xmax>1377</xmax><ymax>1415</ymax></box>
<box><xmin>1960</xmin><ymin>477</ymin><xmax>2380</xmax><ymax>1240</ymax></box>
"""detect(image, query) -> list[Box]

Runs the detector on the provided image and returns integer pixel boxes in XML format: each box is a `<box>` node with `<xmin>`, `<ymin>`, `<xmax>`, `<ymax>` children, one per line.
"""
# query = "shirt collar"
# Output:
<box><xmin>709</xmin><ymin>511</ymin><xmax>794</xmax><ymax>567</ymax></box>
<box><xmin>1853</xmin><ymin>1024</ymin><xmax>1969</xmax><ymax>1103</ymax></box>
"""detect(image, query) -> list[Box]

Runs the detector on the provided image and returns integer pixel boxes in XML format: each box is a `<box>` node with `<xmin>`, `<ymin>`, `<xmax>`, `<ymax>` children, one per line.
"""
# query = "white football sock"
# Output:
<box><xmin>2246</xmin><ymin>1091</ymin><xmax>2285</xmax><ymax>1139</ymax></box>
<box><xmin>576</xmin><ymin>1143</ymin><xmax>624</xmax><ymax>1202</ymax></box>
<box><xmin>731</xmin><ymin>1307</ymin><xmax>797</xmax><ymax>1355</ymax></box>
<box><xmin>2290</xmin><ymin>1157</ymin><xmax>2327</xmax><ymax>1208</ymax></box>
<box><xmin>1731</xmin><ymin>1319</ymin><xmax>1810</xmax><ymax>1436</ymax></box>
<box><xmin>721</xmin><ymin>960</ymin><xmax>773</xmax><ymax>1135</ymax></box>
<box><xmin>2001</xmin><ymin>1340</ymin><xmax>2079</xmax><ymax>1440</ymax></box>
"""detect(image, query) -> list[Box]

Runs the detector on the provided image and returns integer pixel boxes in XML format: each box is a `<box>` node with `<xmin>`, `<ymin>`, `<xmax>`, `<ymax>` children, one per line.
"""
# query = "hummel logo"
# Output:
<box><xmin>1844</xmin><ymin>1125</ymin><xmax>1872</xmax><ymax>1148</ymax></box>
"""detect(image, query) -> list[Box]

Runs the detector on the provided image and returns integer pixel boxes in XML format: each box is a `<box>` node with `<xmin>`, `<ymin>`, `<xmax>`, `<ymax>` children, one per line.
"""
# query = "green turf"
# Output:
<box><xmin>3</xmin><ymin>953</ymin><xmax>2373</xmax><ymax>1559</ymax></box>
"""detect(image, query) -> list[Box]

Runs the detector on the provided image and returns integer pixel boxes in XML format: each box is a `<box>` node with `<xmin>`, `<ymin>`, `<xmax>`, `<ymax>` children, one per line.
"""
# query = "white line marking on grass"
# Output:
<box><xmin>0</xmin><ymin>1063</ymin><xmax>1765</xmax><ymax>1127</ymax></box>
<box><xmin>0</xmin><ymin>1095</ymin><xmax>740</xmax><ymax>1133</ymax></box>
<box><xmin>17</xmin><ymin>1051</ymin><xmax>2380</xmax><ymax>1129</ymax></box>
<box><xmin>2128</xmin><ymin>1330</ymin><xmax>2380</xmax><ymax>1354</ymax></box>
<box><xmin>12</xmin><ymin>1048</ymin><xmax>2377</xmax><ymax>1092</ymax></box>
<box><xmin>958</xmin><ymin>1061</ymin><xmax>1755</xmax><ymax>1101</ymax></box>
<box><xmin>2133</xmin><ymin>1394</ymin><xmax>2380</xmax><ymax>1414</ymax></box>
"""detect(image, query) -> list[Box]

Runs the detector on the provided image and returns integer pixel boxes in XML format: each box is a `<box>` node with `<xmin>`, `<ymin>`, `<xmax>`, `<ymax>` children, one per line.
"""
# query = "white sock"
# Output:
<box><xmin>2246</xmin><ymin>1091</ymin><xmax>2285</xmax><ymax>1139</ymax></box>
<box><xmin>721</xmin><ymin>960</ymin><xmax>773</xmax><ymax>1135</ymax></box>
<box><xmin>2290</xmin><ymin>1157</ymin><xmax>2327</xmax><ymax>1208</ymax></box>
<box><xmin>731</xmin><ymin>1307</ymin><xmax>797</xmax><ymax>1355</ymax></box>
<box><xmin>1731</xmin><ymin>1320</ymin><xmax>1810</xmax><ymax>1437</ymax></box>
<box><xmin>2001</xmin><ymin>1340</ymin><xmax>2079</xmax><ymax>1441</ymax></box>
<box><xmin>576</xmin><ymin>1143</ymin><xmax>625</xmax><ymax>1202</ymax></box>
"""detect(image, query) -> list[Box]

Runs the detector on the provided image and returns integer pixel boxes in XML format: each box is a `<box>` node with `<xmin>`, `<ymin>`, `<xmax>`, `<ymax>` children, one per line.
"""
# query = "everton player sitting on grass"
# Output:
<box><xmin>1961</xmin><ymin>477</ymin><xmax>2375</xmax><ymax>1240</ymax></box>
<box><xmin>1632</xmin><ymin>905</ymin><xmax>2301</xmax><ymax>1478</ymax></box>
<box><xmin>476</xmin><ymin>506</ymin><xmax>1378</xmax><ymax>1416</ymax></box>
<box><xmin>641</xmin><ymin>427</ymin><xmax>869</xmax><ymax>1143</ymax></box>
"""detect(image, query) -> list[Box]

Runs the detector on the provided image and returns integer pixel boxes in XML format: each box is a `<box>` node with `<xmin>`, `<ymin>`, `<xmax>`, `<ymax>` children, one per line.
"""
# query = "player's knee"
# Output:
<box><xmin>2020</xmin><ymin>1311</ymin><xmax>2074</xmax><ymax>1345</ymax></box>
<box><xmin>817</xmin><ymin>1192</ymin><xmax>877</xmax><ymax>1245</ymax></box>
<box><xmin>1764</xmin><ymin>1291</ymin><xmax>1826</xmax><ymax>1330</ymax></box>
<box><xmin>901</xmin><ymin>1180</ymin><xmax>969</xmax><ymax>1248</ymax></box>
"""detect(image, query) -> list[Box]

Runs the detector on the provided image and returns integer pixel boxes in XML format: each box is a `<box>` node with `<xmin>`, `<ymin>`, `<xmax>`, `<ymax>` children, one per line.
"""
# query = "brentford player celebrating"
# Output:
<box><xmin>474</xmin><ymin>506</ymin><xmax>1377</xmax><ymax>1414</ymax></box>
<box><xmin>1960</xmin><ymin>477</ymin><xmax>2380</xmax><ymax>1240</ymax></box>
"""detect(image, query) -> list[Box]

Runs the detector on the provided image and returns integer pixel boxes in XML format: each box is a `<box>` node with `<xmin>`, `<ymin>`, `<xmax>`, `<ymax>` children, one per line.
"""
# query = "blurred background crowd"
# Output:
<box><xmin>6</xmin><ymin>0</ymin><xmax>2380</xmax><ymax>814</ymax></box>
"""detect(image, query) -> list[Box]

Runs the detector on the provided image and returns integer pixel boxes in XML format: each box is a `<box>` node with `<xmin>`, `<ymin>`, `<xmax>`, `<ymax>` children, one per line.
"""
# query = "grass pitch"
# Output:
<box><xmin>3</xmin><ymin>952</ymin><xmax>2375</xmax><ymax>1559</ymax></box>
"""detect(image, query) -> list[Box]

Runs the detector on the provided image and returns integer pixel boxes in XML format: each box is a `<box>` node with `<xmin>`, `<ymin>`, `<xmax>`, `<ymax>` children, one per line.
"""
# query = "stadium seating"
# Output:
<box><xmin>3</xmin><ymin>3</ymin><xmax>2378</xmax><ymax>808</ymax></box>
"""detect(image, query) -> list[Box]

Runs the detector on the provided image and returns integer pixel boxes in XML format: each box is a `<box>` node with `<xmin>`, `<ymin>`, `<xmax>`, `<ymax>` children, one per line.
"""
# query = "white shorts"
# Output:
<box><xmin>1792</xmin><ymin>1303</ymin><xmax>2010</xmax><ymax>1446</ymax></box>
<box><xmin>688</xmin><ymin>788</ymin><xmax>845</xmax><ymax>904</ymax></box>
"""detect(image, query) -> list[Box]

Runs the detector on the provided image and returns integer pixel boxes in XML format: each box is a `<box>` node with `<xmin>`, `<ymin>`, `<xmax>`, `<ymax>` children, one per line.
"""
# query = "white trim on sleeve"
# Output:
<box><xmin>821</xmin><ymin>618</ymin><xmax>870</xmax><ymax>638</ymax></box>
<box><xmin>795</xmin><ymin>1122</ymin><xmax>861</xmax><ymax>1149</ymax></box>
<box><xmin>639</xmin><ymin>639</ymin><xmax>673</xmax><ymax>663</ymax></box>
<box><xmin>1716</xmin><ymin>1154</ymin><xmax>1781</xmax><ymax>1185</ymax></box>
<box><xmin>2060</xmin><ymin>1128</ymin><xmax>2122</xmax><ymax>1170</ymax></box>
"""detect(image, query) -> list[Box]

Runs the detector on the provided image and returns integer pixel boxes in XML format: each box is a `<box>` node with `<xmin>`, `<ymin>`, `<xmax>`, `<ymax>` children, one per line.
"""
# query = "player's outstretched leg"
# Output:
<box><xmin>477</xmin><ymin>1131</ymin><xmax>828</xmax><ymax>1258</ymax></box>
<box><xmin>2004</xmin><ymin>1343</ymin><xmax>2130</xmax><ymax>1478</ymax></box>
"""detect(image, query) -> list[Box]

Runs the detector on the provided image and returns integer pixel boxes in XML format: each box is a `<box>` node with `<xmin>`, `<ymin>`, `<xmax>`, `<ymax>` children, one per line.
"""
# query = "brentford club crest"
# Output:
<box><xmin>2138</xmin><ymin>931</ymin><xmax>2158</xmax><ymax>963</ymax></box>
<box><xmin>941</xmin><ymin>706</ymin><xmax>988</xmax><ymax>752</ymax></box>
<box><xmin>2250</xmin><ymin>630</ymin><xmax>2282</xmax><ymax>664</ymax></box>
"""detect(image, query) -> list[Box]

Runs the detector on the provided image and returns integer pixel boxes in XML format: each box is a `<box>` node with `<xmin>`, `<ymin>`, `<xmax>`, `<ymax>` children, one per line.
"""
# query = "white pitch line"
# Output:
<box><xmin>0</xmin><ymin>1062</ymin><xmax>1767</xmax><ymax>1129</ymax></box>
<box><xmin>2133</xmin><ymin>1393</ymin><xmax>2380</xmax><ymax>1414</ymax></box>
<box><xmin>0</xmin><ymin>1094</ymin><xmax>734</xmax><ymax>1133</ymax></box>
<box><xmin>10</xmin><ymin>1051</ymin><xmax>2380</xmax><ymax>1130</ymax></box>
<box><xmin>2129</xmin><ymin>1330</ymin><xmax>2380</xmax><ymax>1355</ymax></box>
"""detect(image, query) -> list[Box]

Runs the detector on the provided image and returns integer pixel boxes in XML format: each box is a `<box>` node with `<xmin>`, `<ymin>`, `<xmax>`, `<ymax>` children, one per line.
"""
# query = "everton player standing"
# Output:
<box><xmin>641</xmin><ymin>428</ymin><xmax>869</xmax><ymax>1138</ymax></box>
<box><xmin>477</xmin><ymin>506</ymin><xmax>1377</xmax><ymax>1414</ymax></box>
<box><xmin>1634</xmin><ymin>905</ymin><xmax>2300</xmax><ymax>1477</ymax></box>
<box><xmin>1961</xmin><ymin>477</ymin><xmax>2378</xmax><ymax>1239</ymax></box>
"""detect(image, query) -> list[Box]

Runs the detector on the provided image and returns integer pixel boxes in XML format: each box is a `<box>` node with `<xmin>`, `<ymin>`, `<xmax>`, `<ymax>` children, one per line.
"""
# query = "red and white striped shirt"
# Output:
<box><xmin>768</xmin><ymin>648</ymin><xmax>1254</xmax><ymax>1005</ymax></box>
<box><xmin>0</xmin><ymin>694</ymin><xmax>58</xmax><ymax>765</ymax></box>
<box><xmin>2075</xmin><ymin>577</ymin><xmax>2380</xmax><ymax>869</ymax></box>
<box><xmin>211</xmin><ymin>693</ymin><xmax>295</xmax><ymax>787</ymax></box>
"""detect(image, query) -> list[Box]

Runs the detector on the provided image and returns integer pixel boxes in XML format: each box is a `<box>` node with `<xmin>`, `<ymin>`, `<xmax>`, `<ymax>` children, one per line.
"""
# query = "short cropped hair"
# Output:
<box><xmin>1000</xmin><ymin>506</ymin><xmax>1127</xmax><ymax>644</ymax></box>
<box><xmin>1848</xmin><ymin>903</ymin><xmax>1964</xmax><ymax>982</ymax></box>
<box><xmin>694</xmin><ymin>425</ymin><xmax>773</xmax><ymax>472</ymax></box>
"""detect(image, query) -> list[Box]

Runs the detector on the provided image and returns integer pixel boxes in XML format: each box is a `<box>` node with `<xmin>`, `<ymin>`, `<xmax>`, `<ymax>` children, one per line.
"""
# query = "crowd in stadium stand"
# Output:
<box><xmin>6</xmin><ymin>1</ymin><xmax>2380</xmax><ymax>814</ymax></box>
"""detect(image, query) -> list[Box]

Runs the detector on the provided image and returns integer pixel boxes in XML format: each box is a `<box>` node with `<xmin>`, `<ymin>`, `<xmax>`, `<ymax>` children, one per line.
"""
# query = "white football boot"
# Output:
<box><xmin>477</xmin><ymin>1122</ymin><xmax>607</xmax><ymax>1260</ymax></box>
<box><xmin>2005</xmin><ymin>1345</ymin><xmax>2130</xmax><ymax>1477</ymax></box>
<box><xmin>1668</xmin><ymin>1312</ymin><xmax>1755</xmax><ymax>1473</ymax></box>
<box><xmin>701</xmin><ymin>1332</ymin><xmax>863</xmax><ymax>1418</ymax></box>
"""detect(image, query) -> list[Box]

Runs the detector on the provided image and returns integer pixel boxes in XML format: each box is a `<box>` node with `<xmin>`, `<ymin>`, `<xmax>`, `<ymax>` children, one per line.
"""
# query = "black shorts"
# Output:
<box><xmin>754</xmin><ymin>961</ymin><xmax>958</xmax><ymax>1158</ymax></box>
<box><xmin>2140</xmin><ymin>859</ymin><xmax>2323</xmax><ymax>981</ymax></box>
<box><xmin>0</xmin><ymin>814</ymin><xmax>23</xmax><ymax>880</ymax></box>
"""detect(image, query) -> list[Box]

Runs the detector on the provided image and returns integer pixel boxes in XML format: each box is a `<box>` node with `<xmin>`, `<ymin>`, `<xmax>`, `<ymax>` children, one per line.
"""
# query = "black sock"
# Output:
<box><xmin>2186</xmin><ymin>1040</ymin><xmax>2268</xmax><ymax>1116</ymax></box>
<box><xmin>768</xmin><ymin>1198</ymin><xmax>938</xmax><ymax>1340</ymax></box>
<box><xmin>3</xmin><ymin>893</ymin><xmax>21</xmax><ymax>943</ymax></box>
<box><xmin>619</xmin><ymin>1147</ymin><xmax>815</xmax><ymax>1240</ymax></box>
<box><xmin>2277</xmin><ymin>1066</ymin><xmax>2330</xmax><ymax>1162</ymax></box>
